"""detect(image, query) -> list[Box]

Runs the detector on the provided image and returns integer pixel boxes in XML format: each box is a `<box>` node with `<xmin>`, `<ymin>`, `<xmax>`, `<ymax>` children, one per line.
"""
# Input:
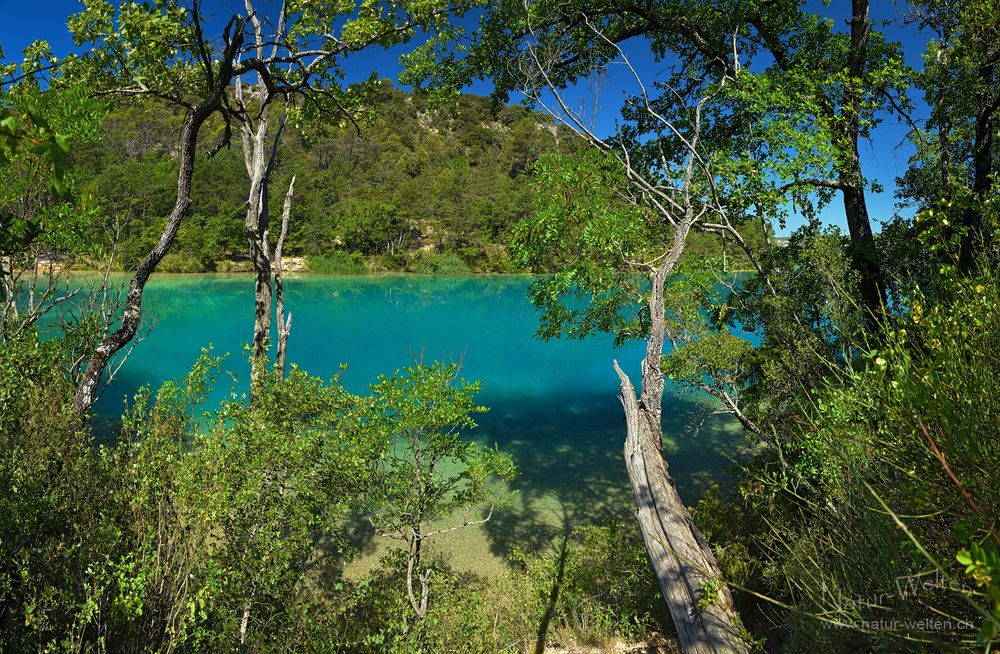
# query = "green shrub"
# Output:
<box><xmin>158</xmin><ymin>251</ymin><xmax>212</xmax><ymax>273</ymax></box>
<box><xmin>305</xmin><ymin>251</ymin><xmax>369</xmax><ymax>275</ymax></box>
<box><xmin>412</xmin><ymin>251</ymin><xmax>471</xmax><ymax>275</ymax></box>
<box><xmin>214</xmin><ymin>258</ymin><xmax>252</xmax><ymax>273</ymax></box>
<box><xmin>701</xmin><ymin>270</ymin><xmax>1000</xmax><ymax>652</ymax></box>
<box><xmin>377</xmin><ymin>252</ymin><xmax>408</xmax><ymax>272</ymax></box>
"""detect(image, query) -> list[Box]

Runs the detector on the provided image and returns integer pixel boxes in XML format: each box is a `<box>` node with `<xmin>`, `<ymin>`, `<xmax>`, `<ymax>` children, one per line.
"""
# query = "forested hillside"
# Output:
<box><xmin>70</xmin><ymin>81</ymin><xmax>578</xmax><ymax>273</ymax></box>
<box><xmin>69</xmin><ymin>80</ymin><xmax>763</xmax><ymax>274</ymax></box>
<box><xmin>6</xmin><ymin>1</ymin><xmax>998</xmax><ymax>652</ymax></box>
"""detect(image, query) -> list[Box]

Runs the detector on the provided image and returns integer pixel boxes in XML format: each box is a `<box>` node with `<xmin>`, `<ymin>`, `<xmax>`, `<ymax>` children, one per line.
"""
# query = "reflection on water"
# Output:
<box><xmin>70</xmin><ymin>273</ymin><xmax>750</xmax><ymax>574</ymax></box>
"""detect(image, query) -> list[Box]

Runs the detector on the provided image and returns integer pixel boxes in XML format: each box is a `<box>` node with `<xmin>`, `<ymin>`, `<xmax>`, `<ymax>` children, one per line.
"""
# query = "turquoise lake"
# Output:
<box><xmin>78</xmin><ymin>274</ymin><xmax>749</xmax><ymax>574</ymax></box>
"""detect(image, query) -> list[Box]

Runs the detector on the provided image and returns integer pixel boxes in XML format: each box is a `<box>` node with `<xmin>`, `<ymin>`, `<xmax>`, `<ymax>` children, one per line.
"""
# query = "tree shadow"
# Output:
<box><xmin>467</xmin><ymin>384</ymin><xmax>753</xmax><ymax>563</ymax></box>
<box><xmin>334</xmin><ymin>383</ymin><xmax>751</xmax><ymax>580</ymax></box>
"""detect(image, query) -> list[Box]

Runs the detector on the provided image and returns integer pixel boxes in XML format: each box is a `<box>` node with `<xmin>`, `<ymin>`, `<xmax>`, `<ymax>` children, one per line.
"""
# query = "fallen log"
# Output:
<box><xmin>614</xmin><ymin>360</ymin><xmax>748</xmax><ymax>654</ymax></box>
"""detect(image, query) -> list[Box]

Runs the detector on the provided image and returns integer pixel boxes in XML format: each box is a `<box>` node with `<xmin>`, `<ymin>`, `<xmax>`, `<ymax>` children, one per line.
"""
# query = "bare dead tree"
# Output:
<box><xmin>233</xmin><ymin>0</ymin><xmax>290</xmax><ymax>386</ymax></box>
<box><xmin>273</xmin><ymin>176</ymin><xmax>295</xmax><ymax>378</ymax></box>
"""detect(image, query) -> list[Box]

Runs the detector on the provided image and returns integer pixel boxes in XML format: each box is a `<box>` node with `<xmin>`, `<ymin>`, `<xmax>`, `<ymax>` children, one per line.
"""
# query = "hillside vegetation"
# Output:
<box><xmin>71</xmin><ymin>82</ymin><xmax>569</xmax><ymax>273</ymax></box>
<box><xmin>70</xmin><ymin>81</ymin><xmax>763</xmax><ymax>274</ymax></box>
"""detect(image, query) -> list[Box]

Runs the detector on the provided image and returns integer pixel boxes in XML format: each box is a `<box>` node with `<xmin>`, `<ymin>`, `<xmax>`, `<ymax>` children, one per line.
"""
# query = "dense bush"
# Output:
<box><xmin>306</xmin><ymin>251</ymin><xmax>370</xmax><ymax>275</ymax></box>
<box><xmin>412</xmin><ymin>251</ymin><xmax>472</xmax><ymax>275</ymax></box>
<box><xmin>694</xmin><ymin>259</ymin><xmax>1000</xmax><ymax>652</ymax></box>
<box><xmin>0</xmin><ymin>331</ymin><xmax>665</xmax><ymax>652</ymax></box>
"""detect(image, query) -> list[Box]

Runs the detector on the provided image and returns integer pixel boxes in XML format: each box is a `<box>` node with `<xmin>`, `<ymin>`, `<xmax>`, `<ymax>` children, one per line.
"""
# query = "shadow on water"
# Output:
<box><xmin>340</xmin><ymin>382</ymin><xmax>752</xmax><ymax>576</ymax></box>
<box><xmin>472</xmin><ymin>385</ymin><xmax>751</xmax><ymax>563</ymax></box>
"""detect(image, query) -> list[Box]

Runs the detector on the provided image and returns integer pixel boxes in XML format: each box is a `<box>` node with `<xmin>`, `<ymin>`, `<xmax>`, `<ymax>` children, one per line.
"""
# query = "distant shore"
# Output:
<box><xmin>35</xmin><ymin>255</ymin><xmax>753</xmax><ymax>278</ymax></box>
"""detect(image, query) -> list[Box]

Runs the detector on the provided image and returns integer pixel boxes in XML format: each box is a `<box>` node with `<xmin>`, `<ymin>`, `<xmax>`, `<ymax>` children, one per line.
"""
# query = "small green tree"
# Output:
<box><xmin>365</xmin><ymin>362</ymin><xmax>515</xmax><ymax>622</ymax></box>
<box><xmin>1</xmin><ymin>44</ymin><xmax>104</xmax><ymax>344</ymax></box>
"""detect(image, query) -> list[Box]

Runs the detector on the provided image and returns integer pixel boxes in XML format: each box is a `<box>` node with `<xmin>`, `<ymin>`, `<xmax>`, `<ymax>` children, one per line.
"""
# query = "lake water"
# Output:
<box><xmin>79</xmin><ymin>274</ymin><xmax>750</xmax><ymax>574</ymax></box>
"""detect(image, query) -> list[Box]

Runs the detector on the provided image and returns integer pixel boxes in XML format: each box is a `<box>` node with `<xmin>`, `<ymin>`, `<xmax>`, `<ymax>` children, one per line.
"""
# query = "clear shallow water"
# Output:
<box><xmin>76</xmin><ymin>274</ymin><xmax>750</xmax><ymax>573</ymax></box>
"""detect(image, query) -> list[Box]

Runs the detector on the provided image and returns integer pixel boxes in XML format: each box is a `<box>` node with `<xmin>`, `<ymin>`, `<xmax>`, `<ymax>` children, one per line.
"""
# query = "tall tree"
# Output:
<box><xmin>405</xmin><ymin>0</ymin><xmax>906</xmax><ymax>649</ymax></box>
<box><xmin>902</xmin><ymin>0</ymin><xmax>1000</xmax><ymax>270</ymax></box>
<box><xmin>414</xmin><ymin>0</ymin><xmax>906</xmax><ymax>327</ymax></box>
<box><xmin>409</xmin><ymin>4</ymin><xmax>770</xmax><ymax>651</ymax></box>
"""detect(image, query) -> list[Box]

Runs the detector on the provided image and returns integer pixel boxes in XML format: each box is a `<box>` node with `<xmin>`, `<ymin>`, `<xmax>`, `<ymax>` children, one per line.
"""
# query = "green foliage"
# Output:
<box><xmin>365</xmin><ymin>361</ymin><xmax>515</xmax><ymax>555</ymax></box>
<box><xmin>64</xmin><ymin>86</ymin><xmax>584</xmax><ymax>273</ymax></box>
<box><xmin>412</xmin><ymin>251</ymin><xmax>471</xmax><ymax>275</ymax></box>
<box><xmin>658</xmin><ymin>271</ymin><xmax>753</xmax><ymax>392</ymax></box>
<box><xmin>513</xmin><ymin>151</ymin><xmax>768</xmax><ymax>350</ymax></box>
<box><xmin>511</xmin><ymin>522</ymin><xmax>667</xmax><ymax>646</ymax></box>
<box><xmin>696</xmin><ymin>270</ymin><xmax>1000</xmax><ymax>650</ymax></box>
<box><xmin>306</xmin><ymin>251</ymin><xmax>370</xmax><ymax>275</ymax></box>
<box><xmin>0</xmin><ymin>80</ymin><xmax>104</xmax><ymax>260</ymax></box>
<box><xmin>0</xmin><ymin>333</ymin><xmax>116</xmax><ymax>652</ymax></box>
<box><xmin>1</xmin><ymin>331</ymin><xmax>553</xmax><ymax>651</ymax></box>
<box><xmin>956</xmin><ymin>541</ymin><xmax>1000</xmax><ymax>645</ymax></box>
<box><xmin>513</xmin><ymin>152</ymin><xmax>658</xmax><ymax>345</ymax></box>
<box><xmin>11</xmin><ymin>1</ymin><xmax>1000</xmax><ymax>652</ymax></box>
<box><xmin>722</xmin><ymin>224</ymin><xmax>866</xmax><ymax>443</ymax></box>
<box><xmin>2</xmin><ymin>337</ymin><xmax>358</xmax><ymax>651</ymax></box>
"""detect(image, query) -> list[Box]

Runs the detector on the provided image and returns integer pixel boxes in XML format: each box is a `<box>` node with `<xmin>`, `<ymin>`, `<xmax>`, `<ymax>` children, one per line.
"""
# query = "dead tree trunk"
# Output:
<box><xmin>235</xmin><ymin>0</ymin><xmax>292</xmax><ymax>390</ymax></box>
<box><xmin>273</xmin><ymin>176</ymin><xmax>294</xmax><ymax>378</ymax></box>
<box><xmin>73</xmin><ymin>27</ymin><xmax>244</xmax><ymax>416</ymax></box>
<box><xmin>238</xmin><ymin>109</ymin><xmax>286</xmax><ymax>387</ymax></box>
<box><xmin>615</xmin><ymin>362</ymin><xmax>747</xmax><ymax>654</ymax></box>
<box><xmin>612</xmin><ymin>225</ymin><xmax>749</xmax><ymax>654</ymax></box>
<box><xmin>515</xmin><ymin>21</ymin><xmax>750</xmax><ymax>649</ymax></box>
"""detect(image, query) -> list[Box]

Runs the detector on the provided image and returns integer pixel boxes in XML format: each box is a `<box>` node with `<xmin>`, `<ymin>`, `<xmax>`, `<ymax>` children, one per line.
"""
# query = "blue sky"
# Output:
<box><xmin>1</xmin><ymin>0</ymin><xmax>935</xmax><ymax>236</ymax></box>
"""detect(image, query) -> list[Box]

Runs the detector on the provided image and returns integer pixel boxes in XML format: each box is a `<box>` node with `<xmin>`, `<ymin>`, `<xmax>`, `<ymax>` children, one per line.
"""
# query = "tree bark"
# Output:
<box><xmin>613</xmin><ymin>222</ymin><xmax>748</xmax><ymax>654</ymax></box>
<box><xmin>959</xmin><ymin>56</ymin><xmax>996</xmax><ymax>271</ymax></box>
<box><xmin>273</xmin><ymin>176</ymin><xmax>294</xmax><ymax>378</ymax></box>
<box><xmin>841</xmin><ymin>0</ymin><xmax>886</xmax><ymax>330</ymax></box>
<box><xmin>236</xmin><ymin>66</ymin><xmax>288</xmax><ymax>391</ymax></box>
<box><xmin>841</xmin><ymin>182</ymin><xmax>883</xmax><ymax>329</ymax></box>
<box><xmin>73</xmin><ymin>30</ymin><xmax>243</xmax><ymax>416</ymax></box>
<box><xmin>615</xmin><ymin>361</ymin><xmax>747</xmax><ymax>654</ymax></box>
<box><xmin>407</xmin><ymin>525</ymin><xmax>430</xmax><ymax>620</ymax></box>
<box><xmin>242</xmin><ymin>114</ymin><xmax>274</xmax><ymax>383</ymax></box>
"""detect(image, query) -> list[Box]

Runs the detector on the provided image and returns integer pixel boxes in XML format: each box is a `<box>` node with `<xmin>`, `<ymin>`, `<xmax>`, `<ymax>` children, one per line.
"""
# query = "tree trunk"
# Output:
<box><xmin>959</xmin><ymin>57</ymin><xmax>996</xmax><ymax>271</ymax></box>
<box><xmin>407</xmin><ymin>525</ymin><xmax>430</xmax><ymax>620</ymax></box>
<box><xmin>841</xmin><ymin>181</ymin><xmax>884</xmax><ymax>330</ymax></box>
<box><xmin>73</xmin><ymin>30</ymin><xmax>243</xmax><ymax>416</ymax></box>
<box><xmin>615</xmin><ymin>361</ymin><xmax>748</xmax><ymax>654</ymax></box>
<box><xmin>841</xmin><ymin>0</ymin><xmax>885</xmax><ymax>330</ymax></box>
<box><xmin>273</xmin><ymin>176</ymin><xmax>294</xmax><ymax>378</ymax></box>
<box><xmin>612</xmin><ymin>223</ymin><xmax>748</xmax><ymax>654</ymax></box>
<box><xmin>238</xmin><ymin>88</ymin><xmax>288</xmax><ymax>392</ymax></box>
<box><xmin>243</xmin><ymin>115</ymin><xmax>273</xmax><ymax>383</ymax></box>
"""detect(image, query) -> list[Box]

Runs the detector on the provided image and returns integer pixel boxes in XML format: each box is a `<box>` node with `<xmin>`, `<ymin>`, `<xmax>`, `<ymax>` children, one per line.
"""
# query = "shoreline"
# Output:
<box><xmin>48</xmin><ymin>266</ymin><xmax>755</xmax><ymax>278</ymax></box>
<box><xmin>56</xmin><ymin>268</ymin><xmax>540</xmax><ymax>278</ymax></box>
